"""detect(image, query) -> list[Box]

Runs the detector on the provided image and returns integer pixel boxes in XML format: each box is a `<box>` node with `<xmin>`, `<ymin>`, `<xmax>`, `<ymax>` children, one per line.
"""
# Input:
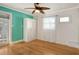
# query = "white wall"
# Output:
<box><xmin>37</xmin><ymin>8</ymin><xmax>79</xmax><ymax>48</ymax></box>
<box><xmin>56</xmin><ymin>9</ymin><xmax>79</xmax><ymax>48</ymax></box>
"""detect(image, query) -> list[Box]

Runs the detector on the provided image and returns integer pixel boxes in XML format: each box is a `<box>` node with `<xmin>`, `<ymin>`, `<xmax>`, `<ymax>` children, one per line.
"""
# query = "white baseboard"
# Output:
<box><xmin>9</xmin><ymin>39</ymin><xmax>35</xmax><ymax>45</ymax></box>
<box><xmin>9</xmin><ymin>40</ymin><xmax>24</xmax><ymax>45</ymax></box>
<box><xmin>24</xmin><ymin>39</ymin><xmax>34</xmax><ymax>42</ymax></box>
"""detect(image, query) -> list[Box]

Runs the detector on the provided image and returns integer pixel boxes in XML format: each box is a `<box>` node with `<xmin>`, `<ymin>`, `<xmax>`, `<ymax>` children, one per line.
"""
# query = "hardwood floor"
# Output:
<box><xmin>0</xmin><ymin>40</ymin><xmax>79</xmax><ymax>55</ymax></box>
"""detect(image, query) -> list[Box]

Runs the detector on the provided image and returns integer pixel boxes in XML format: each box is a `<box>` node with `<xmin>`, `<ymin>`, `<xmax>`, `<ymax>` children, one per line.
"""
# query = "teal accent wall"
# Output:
<box><xmin>0</xmin><ymin>5</ymin><xmax>33</xmax><ymax>42</ymax></box>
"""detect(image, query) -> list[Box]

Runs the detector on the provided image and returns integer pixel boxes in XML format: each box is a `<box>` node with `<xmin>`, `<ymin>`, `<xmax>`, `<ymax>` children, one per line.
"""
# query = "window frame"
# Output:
<box><xmin>43</xmin><ymin>16</ymin><xmax>56</xmax><ymax>30</ymax></box>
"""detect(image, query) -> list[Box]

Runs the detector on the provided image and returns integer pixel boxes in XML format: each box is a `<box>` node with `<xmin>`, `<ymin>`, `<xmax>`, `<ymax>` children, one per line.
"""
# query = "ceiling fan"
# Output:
<box><xmin>24</xmin><ymin>3</ymin><xmax>50</xmax><ymax>14</ymax></box>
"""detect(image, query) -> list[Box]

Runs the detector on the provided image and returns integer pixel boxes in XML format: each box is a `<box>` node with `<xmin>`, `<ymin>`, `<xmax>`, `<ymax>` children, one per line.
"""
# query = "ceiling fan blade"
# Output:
<box><xmin>40</xmin><ymin>7</ymin><xmax>50</xmax><ymax>10</ymax></box>
<box><xmin>40</xmin><ymin>10</ymin><xmax>44</xmax><ymax>14</ymax></box>
<box><xmin>32</xmin><ymin>10</ymin><xmax>36</xmax><ymax>14</ymax></box>
<box><xmin>24</xmin><ymin>8</ymin><xmax>35</xmax><ymax>9</ymax></box>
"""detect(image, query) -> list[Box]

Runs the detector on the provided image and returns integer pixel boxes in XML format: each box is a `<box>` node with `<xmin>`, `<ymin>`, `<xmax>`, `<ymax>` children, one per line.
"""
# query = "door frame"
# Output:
<box><xmin>0</xmin><ymin>10</ymin><xmax>12</xmax><ymax>44</ymax></box>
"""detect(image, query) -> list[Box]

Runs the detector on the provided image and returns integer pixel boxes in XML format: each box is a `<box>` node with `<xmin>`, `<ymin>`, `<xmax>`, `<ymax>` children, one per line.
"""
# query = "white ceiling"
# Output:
<box><xmin>0</xmin><ymin>3</ymin><xmax>79</xmax><ymax>16</ymax></box>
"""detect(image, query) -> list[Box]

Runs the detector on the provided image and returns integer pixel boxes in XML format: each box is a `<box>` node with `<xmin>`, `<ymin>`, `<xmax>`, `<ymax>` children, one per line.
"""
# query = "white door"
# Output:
<box><xmin>24</xmin><ymin>18</ymin><xmax>36</xmax><ymax>42</ymax></box>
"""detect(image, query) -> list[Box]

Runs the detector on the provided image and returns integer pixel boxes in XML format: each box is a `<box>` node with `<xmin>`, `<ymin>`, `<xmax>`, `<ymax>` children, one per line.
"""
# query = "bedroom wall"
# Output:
<box><xmin>0</xmin><ymin>5</ymin><xmax>33</xmax><ymax>42</ymax></box>
<box><xmin>55</xmin><ymin>9</ymin><xmax>79</xmax><ymax>48</ymax></box>
<box><xmin>37</xmin><ymin>8</ymin><xmax>79</xmax><ymax>48</ymax></box>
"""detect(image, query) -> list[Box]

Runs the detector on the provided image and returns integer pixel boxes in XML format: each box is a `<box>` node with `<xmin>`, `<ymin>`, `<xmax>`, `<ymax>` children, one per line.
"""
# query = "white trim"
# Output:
<box><xmin>0</xmin><ymin>10</ymin><xmax>12</xmax><ymax>44</ymax></box>
<box><xmin>24</xmin><ymin>39</ymin><xmax>35</xmax><ymax>43</ymax></box>
<box><xmin>9</xmin><ymin>13</ymin><xmax>13</xmax><ymax>44</ymax></box>
<box><xmin>23</xmin><ymin>18</ymin><xmax>27</xmax><ymax>42</ymax></box>
<box><xmin>12</xmin><ymin>40</ymin><xmax>24</xmax><ymax>44</ymax></box>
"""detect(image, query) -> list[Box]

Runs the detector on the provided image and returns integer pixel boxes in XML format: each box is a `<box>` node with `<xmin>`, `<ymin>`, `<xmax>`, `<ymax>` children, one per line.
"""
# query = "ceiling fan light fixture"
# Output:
<box><xmin>35</xmin><ymin>10</ymin><xmax>40</xmax><ymax>13</ymax></box>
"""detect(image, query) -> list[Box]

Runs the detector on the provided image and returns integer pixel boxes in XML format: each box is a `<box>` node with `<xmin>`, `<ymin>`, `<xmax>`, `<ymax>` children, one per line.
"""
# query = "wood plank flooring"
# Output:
<box><xmin>0</xmin><ymin>40</ymin><xmax>79</xmax><ymax>55</ymax></box>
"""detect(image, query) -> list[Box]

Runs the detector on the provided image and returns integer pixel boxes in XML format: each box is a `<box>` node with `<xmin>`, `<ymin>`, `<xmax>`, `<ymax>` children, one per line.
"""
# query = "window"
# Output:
<box><xmin>43</xmin><ymin>17</ymin><xmax>55</xmax><ymax>30</ymax></box>
<box><xmin>60</xmin><ymin>17</ymin><xmax>69</xmax><ymax>22</ymax></box>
